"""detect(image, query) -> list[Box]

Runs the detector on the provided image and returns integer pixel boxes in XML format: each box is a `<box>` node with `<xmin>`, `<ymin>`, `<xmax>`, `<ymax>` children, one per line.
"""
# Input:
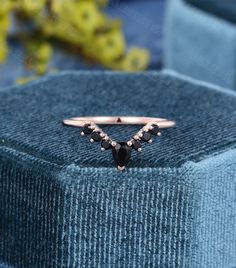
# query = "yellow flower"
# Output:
<box><xmin>0</xmin><ymin>38</ymin><xmax>8</xmax><ymax>63</ymax></box>
<box><xmin>74</xmin><ymin>2</ymin><xmax>105</xmax><ymax>33</ymax></box>
<box><xmin>0</xmin><ymin>14</ymin><xmax>10</xmax><ymax>34</ymax></box>
<box><xmin>25</xmin><ymin>40</ymin><xmax>52</xmax><ymax>74</ymax></box>
<box><xmin>56</xmin><ymin>19</ymin><xmax>93</xmax><ymax>45</ymax></box>
<box><xmin>20</xmin><ymin>0</ymin><xmax>46</xmax><ymax>15</ymax></box>
<box><xmin>0</xmin><ymin>0</ymin><xmax>11</xmax><ymax>16</ymax></box>
<box><xmin>122</xmin><ymin>48</ymin><xmax>150</xmax><ymax>71</ymax></box>
<box><xmin>37</xmin><ymin>43</ymin><xmax>52</xmax><ymax>62</ymax></box>
<box><xmin>42</xmin><ymin>1</ymin><xmax>105</xmax><ymax>46</ymax></box>
<box><xmin>50</xmin><ymin>0</ymin><xmax>65</xmax><ymax>14</ymax></box>
<box><xmin>34</xmin><ymin>62</ymin><xmax>48</xmax><ymax>75</ymax></box>
<box><xmin>95</xmin><ymin>29</ymin><xmax>126</xmax><ymax>64</ymax></box>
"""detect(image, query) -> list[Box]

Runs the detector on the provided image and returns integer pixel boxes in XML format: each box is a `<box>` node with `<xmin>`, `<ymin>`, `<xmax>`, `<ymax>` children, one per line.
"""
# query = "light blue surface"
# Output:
<box><xmin>189</xmin><ymin>150</ymin><xmax>236</xmax><ymax>267</ymax></box>
<box><xmin>165</xmin><ymin>0</ymin><xmax>236</xmax><ymax>90</ymax></box>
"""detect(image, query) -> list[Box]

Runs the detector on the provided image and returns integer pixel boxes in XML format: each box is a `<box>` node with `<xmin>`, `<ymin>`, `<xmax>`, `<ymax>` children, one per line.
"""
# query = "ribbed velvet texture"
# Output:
<box><xmin>165</xmin><ymin>0</ymin><xmax>236</xmax><ymax>91</ymax></box>
<box><xmin>0</xmin><ymin>71</ymin><xmax>236</xmax><ymax>267</ymax></box>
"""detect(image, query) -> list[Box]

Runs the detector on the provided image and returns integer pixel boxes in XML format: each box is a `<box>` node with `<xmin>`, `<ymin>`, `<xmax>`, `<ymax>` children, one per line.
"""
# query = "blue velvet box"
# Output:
<box><xmin>165</xmin><ymin>0</ymin><xmax>236</xmax><ymax>90</ymax></box>
<box><xmin>0</xmin><ymin>71</ymin><xmax>236</xmax><ymax>267</ymax></box>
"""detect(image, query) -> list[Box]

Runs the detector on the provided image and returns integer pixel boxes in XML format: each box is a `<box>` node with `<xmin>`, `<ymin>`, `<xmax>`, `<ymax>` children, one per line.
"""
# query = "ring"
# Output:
<box><xmin>63</xmin><ymin>116</ymin><xmax>176</xmax><ymax>171</ymax></box>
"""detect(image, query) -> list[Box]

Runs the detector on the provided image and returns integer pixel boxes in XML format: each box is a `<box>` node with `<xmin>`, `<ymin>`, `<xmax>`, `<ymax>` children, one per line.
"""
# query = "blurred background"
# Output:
<box><xmin>1</xmin><ymin>0</ymin><xmax>236</xmax><ymax>92</ymax></box>
<box><xmin>0</xmin><ymin>0</ymin><xmax>165</xmax><ymax>88</ymax></box>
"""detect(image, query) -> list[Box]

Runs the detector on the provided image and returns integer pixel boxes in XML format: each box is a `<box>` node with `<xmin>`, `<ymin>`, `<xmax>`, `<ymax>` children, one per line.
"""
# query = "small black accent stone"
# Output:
<box><xmin>112</xmin><ymin>142</ymin><xmax>132</xmax><ymax>168</ymax></box>
<box><xmin>91</xmin><ymin>131</ymin><xmax>102</xmax><ymax>142</ymax></box>
<box><xmin>101</xmin><ymin>140</ymin><xmax>111</xmax><ymax>150</ymax></box>
<box><xmin>132</xmin><ymin>140</ymin><xmax>141</xmax><ymax>150</ymax></box>
<box><xmin>83</xmin><ymin>124</ymin><xmax>93</xmax><ymax>135</ymax></box>
<box><xmin>141</xmin><ymin>132</ymin><xmax>151</xmax><ymax>142</ymax></box>
<box><xmin>149</xmin><ymin>124</ymin><xmax>160</xmax><ymax>135</ymax></box>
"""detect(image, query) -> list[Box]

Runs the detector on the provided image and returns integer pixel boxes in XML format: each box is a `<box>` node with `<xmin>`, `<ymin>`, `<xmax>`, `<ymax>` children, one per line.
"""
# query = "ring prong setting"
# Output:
<box><xmin>127</xmin><ymin>141</ymin><xmax>132</xmax><ymax>147</ymax></box>
<box><xmin>111</xmin><ymin>141</ymin><xmax>117</xmax><ymax>147</ymax></box>
<box><xmin>117</xmin><ymin>165</ymin><xmax>125</xmax><ymax>171</ymax></box>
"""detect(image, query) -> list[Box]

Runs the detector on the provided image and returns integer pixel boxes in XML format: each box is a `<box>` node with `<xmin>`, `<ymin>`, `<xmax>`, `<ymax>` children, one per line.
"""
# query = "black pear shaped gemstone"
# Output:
<box><xmin>112</xmin><ymin>142</ymin><xmax>132</xmax><ymax>168</ymax></box>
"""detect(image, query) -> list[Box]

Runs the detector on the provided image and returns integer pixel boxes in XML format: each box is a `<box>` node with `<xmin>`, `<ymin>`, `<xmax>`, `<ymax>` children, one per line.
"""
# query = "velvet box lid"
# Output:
<box><xmin>0</xmin><ymin>71</ymin><xmax>235</xmax><ymax>169</ymax></box>
<box><xmin>0</xmin><ymin>71</ymin><xmax>236</xmax><ymax>267</ymax></box>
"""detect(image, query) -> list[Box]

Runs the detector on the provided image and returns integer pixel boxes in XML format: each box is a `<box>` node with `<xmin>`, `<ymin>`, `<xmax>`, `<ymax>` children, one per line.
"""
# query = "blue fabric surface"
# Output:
<box><xmin>0</xmin><ymin>71</ymin><xmax>236</xmax><ymax>267</ymax></box>
<box><xmin>0</xmin><ymin>0</ymin><xmax>165</xmax><ymax>89</ymax></box>
<box><xmin>165</xmin><ymin>0</ymin><xmax>236</xmax><ymax>91</ymax></box>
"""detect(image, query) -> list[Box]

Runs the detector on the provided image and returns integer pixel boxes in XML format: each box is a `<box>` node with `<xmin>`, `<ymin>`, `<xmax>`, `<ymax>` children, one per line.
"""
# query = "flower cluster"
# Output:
<box><xmin>0</xmin><ymin>0</ymin><xmax>150</xmax><ymax>82</ymax></box>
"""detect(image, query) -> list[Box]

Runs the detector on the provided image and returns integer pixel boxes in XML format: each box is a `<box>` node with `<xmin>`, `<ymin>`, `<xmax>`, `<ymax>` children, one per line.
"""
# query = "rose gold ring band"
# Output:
<box><xmin>63</xmin><ymin>116</ymin><xmax>176</xmax><ymax>128</ymax></box>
